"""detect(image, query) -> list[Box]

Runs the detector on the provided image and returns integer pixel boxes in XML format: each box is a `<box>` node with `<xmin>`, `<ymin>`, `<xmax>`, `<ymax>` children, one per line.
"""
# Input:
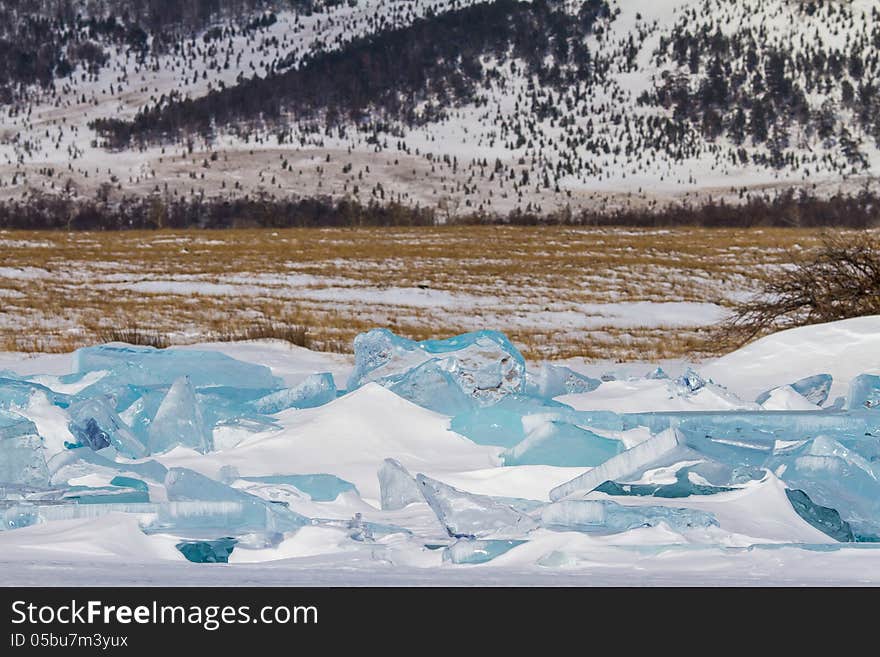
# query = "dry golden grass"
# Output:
<box><xmin>0</xmin><ymin>226</ymin><xmax>863</xmax><ymax>361</ymax></box>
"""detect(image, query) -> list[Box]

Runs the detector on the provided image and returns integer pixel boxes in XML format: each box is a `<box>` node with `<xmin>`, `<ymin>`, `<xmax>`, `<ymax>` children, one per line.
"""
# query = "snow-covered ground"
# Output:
<box><xmin>1</xmin><ymin>316</ymin><xmax>879</xmax><ymax>585</ymax></box>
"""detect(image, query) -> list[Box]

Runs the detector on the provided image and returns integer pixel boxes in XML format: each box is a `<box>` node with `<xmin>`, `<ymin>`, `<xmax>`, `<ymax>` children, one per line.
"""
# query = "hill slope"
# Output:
<box><xmin>1</xmin><ymin>0</ymin><xmax>879</xmax><ymax>217</ymax></box>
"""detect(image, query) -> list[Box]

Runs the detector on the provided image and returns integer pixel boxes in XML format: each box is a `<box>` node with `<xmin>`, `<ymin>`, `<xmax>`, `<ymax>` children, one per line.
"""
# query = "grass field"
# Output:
<box><xmin>0</xmin><ymin>226</ymin><xmax>852</xmax><ymax>361</ymax></box>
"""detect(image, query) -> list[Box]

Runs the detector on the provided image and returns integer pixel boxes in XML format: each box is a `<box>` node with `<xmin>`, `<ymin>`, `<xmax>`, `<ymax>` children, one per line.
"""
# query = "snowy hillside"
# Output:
<box><xmin>1</xmin><ymin>0</ymin><xmax>879</xmax><ymax>216</ymax></box>
<box><xmin>1</xmin><ymin>316</ymin><xmax>879</xmax><ymax>585</ymax></box>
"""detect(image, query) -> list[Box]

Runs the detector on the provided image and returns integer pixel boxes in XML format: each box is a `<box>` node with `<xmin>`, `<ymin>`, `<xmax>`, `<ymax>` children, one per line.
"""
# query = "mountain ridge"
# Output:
<box><xmin>1</xmin><ymin>0</ymin><xmax>879</xmax><ymax>219</ymax></box>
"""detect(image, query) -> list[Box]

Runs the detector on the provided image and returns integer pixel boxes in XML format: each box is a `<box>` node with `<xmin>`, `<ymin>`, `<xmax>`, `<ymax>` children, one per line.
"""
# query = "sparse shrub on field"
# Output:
<box><xmin>97</xmin><ymin>324</ymin><xmax>171</xmax><ymax>349</ymax></box>
<box><xmin>715</xmin><ymin>231</ymin><xmax>880</xmax><ymax>347</ymax></box>
<box><xmin>216</xmin><ymin>320</ymin><xmax>311</xmax><ymax>348</ymax></box>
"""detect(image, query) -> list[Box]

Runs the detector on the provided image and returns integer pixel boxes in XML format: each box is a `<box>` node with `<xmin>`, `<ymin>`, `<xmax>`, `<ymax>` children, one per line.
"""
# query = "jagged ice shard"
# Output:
<box><xmin>146</xmin><ymin>376</ymin><xmax>213</xmax><ymax>454</ymax></box>
<box><xmin>416</xmin><ymin>474</ymin><xmax>539</xmax><ymax>538</ymax></box>
<box><xmin>378</xmin><ymin>458</ymin><xmax>424</xmax><ymax>510</ymax></box>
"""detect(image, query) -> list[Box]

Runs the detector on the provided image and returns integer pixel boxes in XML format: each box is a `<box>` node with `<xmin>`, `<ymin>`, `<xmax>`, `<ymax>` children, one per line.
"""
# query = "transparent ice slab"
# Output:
<box><xmin>540</xmin><ymin>499</ymin><xmax>719</xmax><ymax>533</ymax></box>
<box><xmin>594</xmin><ymin>467</ymin><xmax>735</xmax><ymax>498</ymax></box>
<box><xmin>756</xmin><ymin>373</ymin><xmax>832</xmax><ymax>406</ymax></box>
<box><xmin>249</xmin><ymin>373</ymin><xmax>336</xmax><ymax>414</ymax></box>
<box><xmin>348</xmin><ymin>329</ymin><xmax>526</xmax><ymax>404</ymax></box>
<box><xmin>525</xmin><ymin>363</ymin><xmax>601</xmax><ymax>399</ymax></box>
<box><xmin>74</xmin><ymin>344</ymin><xmax>281</xmax><ymax>389</ymax></box>
<box><xmin>48</xmin><ymin>448</ymin><xmax>168</xmax><ymax>486</ymax></box>
<box><xmin>502</xmin><ymin>419</ymin><xmax>622</xmax><ymax>467</ymax></box>
<box><xmin>442</xmin><ymin>539</ymin><xmax>525</xmax><ymax>564</ymax></box>
<box><xmin>0</xmin><ymin>376</ymin><xmax>71</xmax><ymax>410</ymax></box>
<box><xmin>785</xmin><ymin>488</ymin><xmax>854</xmax><ymax>542</ymax></box>
<box><xmin>378</xmin><ymin>458</ymin><xmax>423</xmax><ymax>510</ymax></box>
<box><xmin>550</xmin><ymin>428</ymin><xmax>685</xmax><ymax>501</ymax></box>
<box><xmin>388</xmin><ymin>360</ymin><xmax>476</xmax><ymax>415</ymax></box>
<box><xmin>847</xmin><ymin>374</ymin><xmax>880</xmax><ymax>410</ymax></box>
<box><xmin>416</xmin><ymin>473</ymin><xmax>539</xmax><ymax>539</ymax></box>
<box><xmin>162</xmin><ymin>467</ymin><xmax>308</xmax><ymax>534</ymax></box>
<box><xmin>0</xmin><ymin>411</ymin><xmax>49</xmax><ymax>487</ymax></box>
<box><xmin>241</xmin><ymin>474</ymin><xmax>357</xmax><ymax>502</ymax></box>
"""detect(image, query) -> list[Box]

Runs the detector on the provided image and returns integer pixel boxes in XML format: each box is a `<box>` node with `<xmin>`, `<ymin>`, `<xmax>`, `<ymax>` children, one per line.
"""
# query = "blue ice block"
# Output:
<box><xmin>348</xmin><ymin>329</ymin><xmax>526</xmax><ymax>404</ymax></box>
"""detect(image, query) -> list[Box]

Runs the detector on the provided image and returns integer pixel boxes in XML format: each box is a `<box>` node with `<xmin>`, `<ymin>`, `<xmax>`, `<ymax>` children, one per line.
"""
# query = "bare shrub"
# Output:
<box><xmin>716</xmin><ymin>231</ymin><xmax>880</xmax><ymax>347</ymax></box>
<box><xmin>216</xmin><ymin>321</ymin><xmax>311</xmax><ymax>348</ymax></box>
<box><xmin>97</xmin><ymin>324</ymin><xmax>170</xmax><ymax>349</ymax></box>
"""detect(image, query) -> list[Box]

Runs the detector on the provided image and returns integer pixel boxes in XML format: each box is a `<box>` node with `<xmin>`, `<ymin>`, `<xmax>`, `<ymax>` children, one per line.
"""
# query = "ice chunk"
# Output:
<box><xmin>540</xmin><ymin>500</ymin><xmax>606</xmax><ymax>531</ymax></box>
<box><xmin>346</xmin><ymin>512</ymin><xmax>374</xmax><ymax>542</ymax></box>
<box><xmin>163</xmin><ymin>467</ymin><xmax>308</xmax><ymax>533</ymax></box>
<box><xmin>241</xmin><ymin>474</ymin><xmax>357</xmax><ymax>502</ymax></box>
<box><xmin>757</xmin><ymin>374</ymin><xmax>832</xmax><ymax>407</ymax></box>
<box><xmin>621</xmin><ymin>410</ymin><xmax>880</xmax><ymax>446</ymax></box>
<box><xmin>66</xmin><ymin>397</ymin><xmax>146</xmax><ymax>458</ymax></box>
<box><xmin>3</xmin><ymin>505</ymin><xmax>40</xmax><ymax>530</ymax></box>
<box><xmin>758</xmin><ymin>386</ymin><xmax>820</xmax><ymax>411</ymax></box>
<box><xmin>502</xmin><ymin>418</ymin><xmax>621</xmax><ymax>467</ymax></box>
<box><xmin>449</xmin><ymin>396</ymin><xmax>616</xmax><ymax>448</ymax></box>
<box><xmin>785</xmin><ymin>489</ymin><xmax>853</xmax><ymax>542</ymax></box>
<box><xmin>771</xmin><ymin>436</ymin><xmax>880</xmax><ymax>538</ymax></box>
<box><xmin>416</xmin><ymin>474</ymin><xmax>539</xmax><ymax>538</ymax></box>
<box><xmin>348</xmin><ymin>329</ymin><xmax>526</xmax><ymax>404</ymax></box>
<box><xmin>176</xmin><ymin>537</ymin><xmax>237</xmax><ymax>563</ymax></box>
<box><xmin>146</xmin><ymin>377</ymin><xmax>213</xmax><ymax>455</ymax></box>
<box><xmin>594</xmin><ymin>467</ymin><xmax>734</xmax><ymax>498</ymax></box>
<box><xmin>74</xmin><ymin>344</ymin><xmax>281</xmax><ymax>389</ymax></box>
<box><xmin>48</xmin><ymin>448</ymin><xmax>167</xmax><ymax>486</ymax></box>
<box><xmin>0</xmin><ymin>377</ymin><xmax>70</xmax><ymax>410</ymax></box>
<box><xmin>442</xmin><ymin>539</ymin><xmax>525</xmax><ymax>564</ymax></box>
<box><xmin>388</xmin><ymin>361</ymin><xmax>475</xmax><ymax>415</ymax></box>
<box><xmin>675</xmin><ymin>368</ymin><xmax>706</xmax><ymax>392</ymax></box>
<box><xmin>646</xmin><ymin>367</ymin><xmax>669</xmax><ymax>380</ymax></box>
<box><xmin>526</xmin><ymin>364</ymin><xmax>600</xmax><ymax>399</ymax></box>
<box><xmin>249</xmin><ymin>373</ymin><xmax>336</xmax><ymax>414</ymax></box>
<box><xmin>314</xmin><ymin>516</ymin><xmax>411</xmax><ymax>540</ymax></box>
<box><xmin>550</xmin><ymin>428</ymin><xmax>684</xmax><ymax>501</ymax></box>
<box><xmin>792</xmin><ymin>374</ymin><xmax>834</xmax><ymax>406</ymax></box>
<box><xmin>1</xmin><ymin>502</ymin><xmax>159</xmax><ymax>531</ymax></box>
<box><xmin>117</xmin><ymin>385</ymin><xmax>167</xmax><ymax>444</ymax></box>
<box><xmin>448</xmin><ymin>395</ymin><xmax>572</xmax><ymax>447</ymax></box>
<box><xmin>0</xmin><ymin>411</ymin><xmax>49</xmax><ymax>487</ymax></box>
<box><xmin>378</xmin><ymin>458</ymin><xmax>423</xmax><ymax>510</ymax></box>
<box><xmin>540</xmin><ymin>500</ymin><xmax>718</xmax><ymax>533</ymax></box>
<box><xmin>847</xmin><ymin>374</ymin><xmax>880</xmax><ymax>410</ymax></box>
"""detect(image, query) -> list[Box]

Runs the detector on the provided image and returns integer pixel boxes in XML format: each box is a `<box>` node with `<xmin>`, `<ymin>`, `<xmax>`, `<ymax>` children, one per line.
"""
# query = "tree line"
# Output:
<box><xmin>2</xmin><ymin>188</ymin><xmax>879</xmax><ymax>230</ymax></box>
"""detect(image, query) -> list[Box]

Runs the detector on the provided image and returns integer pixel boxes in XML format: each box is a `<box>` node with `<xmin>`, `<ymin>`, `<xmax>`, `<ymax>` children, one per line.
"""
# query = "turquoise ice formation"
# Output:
<box><xmin>1</xmin><ymin>329</ymin><xmax>878</xmax><ymax>562</ymax></box>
